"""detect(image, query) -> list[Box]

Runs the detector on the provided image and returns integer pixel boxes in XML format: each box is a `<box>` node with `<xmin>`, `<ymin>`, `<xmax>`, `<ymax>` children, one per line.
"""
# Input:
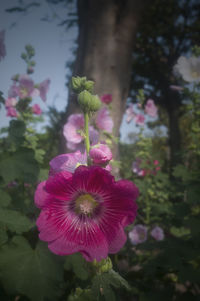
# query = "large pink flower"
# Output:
<box><xmin>144</xmin><ymin>99</ymin><xmax>158</xmax><ymax>118</ymax></box>
<box><xmin>0</xmin><ymin>30</ymin><xmax>6</xmax><ymax>61</ymax></box>
<box><xmin>35</xmin><ymin>165</ymin><xmax>138</xmax><ymax>261</ymax></box>
<box><xmin>96</xmin><ymin>107</ymin><xmax>113</xmax><ymax>133</ymax></box>
<box><xmin>49</xmin><ymin>151</ymin><xmax>87</xmax><ymax>175</ymax></box>
<box><xmin>63</xmin><ymin>114</ymin><xmax>84</xmax><ymax>144</ymax></box>
<box><xmin>17</xmin><ymin>75</ymin><xmax>36</xmax><ymax>99</ymax></box>
<box><xmin>63</xmin><ymin>114</ymin><xmax>99</xmax><ymax>151</ymax></box>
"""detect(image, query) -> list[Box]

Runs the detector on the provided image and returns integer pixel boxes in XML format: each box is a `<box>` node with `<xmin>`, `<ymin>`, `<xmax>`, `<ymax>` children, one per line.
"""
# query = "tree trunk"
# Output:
<box><xmin>60</xmin><ymin>0</ymin><xmax>148</xmax><ymax>156</ymax></box>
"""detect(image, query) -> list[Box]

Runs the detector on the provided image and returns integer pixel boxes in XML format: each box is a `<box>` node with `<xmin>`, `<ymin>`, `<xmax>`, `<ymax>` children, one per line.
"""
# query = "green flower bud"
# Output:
<box><xmin>89</xmin><ymin>95</ymin><xmax>101</xmax><ymax>112</ymax></box>
<box><xmin>78</xmin><ymin>90</ymin><xmax>92</xmax><ymax>112</ymax></box>
<box><xmin>84</xmin><ymin>80</ymin><xmax>94</xmax><ymax>93</ymax></box>
<box><xmin>21</xmin><ymin>53</ymin><xmax>27</xmax><ymax>60</ymax></box>
<box><xmin>93</xmin><ymin>257</ymin><xmax>113</xmax><ymax>274</ymax></box>
<box><xmin>72</xmin><ymin>76</ymin><xmax>94</xmax><ymax>94</ymax></box>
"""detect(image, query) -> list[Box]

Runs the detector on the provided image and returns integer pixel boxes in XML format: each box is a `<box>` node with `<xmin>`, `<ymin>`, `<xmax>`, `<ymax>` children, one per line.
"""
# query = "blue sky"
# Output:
<box><xmin>0</xmin><ymin>0</ymin><xmax>157</xmax><ymax>142</ymax></box>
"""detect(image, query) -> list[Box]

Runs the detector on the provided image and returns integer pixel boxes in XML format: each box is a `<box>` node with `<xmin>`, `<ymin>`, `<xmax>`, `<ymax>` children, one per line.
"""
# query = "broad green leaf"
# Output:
<box><xmin>0</xmin><ymin>190</ymin><xmax>11</xmax><ymax>207</ymax></box>
<box><xmin>0</xmin><ymin>236</ymin><xmax>64</xmax><ymax>301</ymax></box>
<box><xmin>91</xmin><ymin>269</ymin><xmax>130</xmax><ymax>301</ymax></box>
<box><xmin>0</xmin><ymin>148</ymin><xmax>39</xmax><ymax>184</ymax></box>
<box><xmin>64</xmin><ymin>253</ymin><xmax>89</xmax><ymax>280</ymax></box>
<box><xmin>0</xmin><ymin>228</ymin><xmax>8</xmax><ymax>245</ymax></box>
<box><xmin>0</xmin><ymin>208</ymin><xmax>33</xmax><ymax>233</ymax></box>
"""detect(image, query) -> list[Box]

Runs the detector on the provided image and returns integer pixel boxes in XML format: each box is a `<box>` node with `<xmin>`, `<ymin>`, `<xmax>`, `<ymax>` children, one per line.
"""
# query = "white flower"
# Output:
<box><xmin>173</xmin><ymin>56</ymin><xmax>200</xmax><ymax>83</ymax></box>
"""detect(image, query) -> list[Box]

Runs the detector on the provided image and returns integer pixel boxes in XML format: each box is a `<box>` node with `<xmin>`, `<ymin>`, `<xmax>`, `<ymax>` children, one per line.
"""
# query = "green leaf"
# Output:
<box><xmin>91</xmin><ymin>269</ymin><xmax>130</xmax><ymax>301</ymax></box>
<box><xmin>0</xmin><ymin>236</ymin><xmax>64</xmax><ymax>301</ymax></box>
<box><xmin>0</xmin><ymin>208</ymin><xmax>33</xmax><ymax>234</ymax></box>
<box><xmin>0</xmin><ymin>190</ymin><xmax>11</xmax><ymax>207</ymax></box>
<box><xmin>0</xmin><ymin>148</ymin><xmax>39</xmax><ymax>184</ymax></box>
<box><xmin>0</xmin><ymin>228</ymin><xmax>8</xmax><ymax>245</ymax></box>
<box><xmin>64</xmin><ymin>253</ymin><xmax>89</xmax><ymax>280</ymax></box>
<box><xmin>8</xmin><ymin>120</ymin><xmax>26</xmax><ymax>145</ymax></box>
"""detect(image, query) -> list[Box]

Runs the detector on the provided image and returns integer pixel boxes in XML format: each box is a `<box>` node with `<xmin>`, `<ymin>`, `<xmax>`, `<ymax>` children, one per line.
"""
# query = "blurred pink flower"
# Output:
<box><xmin>145</xmin><ymin>99</ymin><xmax>158</xmax><ymax>118</ymax></box>
<box><xmin>90</xmin><ymin>144</ymin><xmax>112</xmax><ymax>165</ymax></box>
<box><xmin>39</xmin><ymin>79</ymin><xmax>50</xmax><ymax>102</ymax></box>
<box><xmin>153</xmin><ymin>160</ymin><xmax>159</xmax><ymax>166</ymax></box>
<box><xmin>129</xmin><ymin>224</ymin><xmax>148</xmax><ymax>245</ymax></box>
<box><xmin>32</xmin><ymin>104</ymin><xmax>42</xmax><ymax>115</ymax></box>
<box><xmin>17</xmin><ymin>75</ymin><xmax>35</xmax><ymax>99</ymax></box>
<box><xmin>96</xmin><ymin>107</ymin><xmax>113</xmax><ymax>133</ymax></box>
<box><xmin>63</xmin><ymin>114</ymin><xmax>84</xmax><ymax>144</ymax></box>
<box><xmin>134</xmin><ymin>114</ymin><xmax>145</xmax><ymax>125</ymax></box>
<box><xmin>49</xmin><ymin>151</ymin><xmax>87</xmax><ymax>175</ymax></box>
<box><xmin>0</xmin><ymin>30</ymin><xmax>6</xmax><ymax>61</ymax></box>
<box><xmin>126</xmin><ymin>104</ymin><xmax>135</xmax><ymax>123</ymax></box>
<box><xmin>35</xmin><ymin>165</ymin><xmax>138</xmax><ymax>261</ymax></box>
<box><xmin>100</xmin><ymin>94</ymin><xmax>112</xmax><ymax>104</ymax></box>
<box><xmin>6</xmin><ymin>107</ymin><xmax>18</xmax><ymax>117</ymax></box>
<box><xmin>63</xmin><ymin>114</ymin><xmax>99</xmax><ymax>151</ymax></box>
<box><xmin>132</xmin><ymin>159</ymin><xmax>146</xmax><ymax>177</ymax></box>
<box><xmin>151</xmin><ymin>226</ymin><xmax>164</xmax><ymax>241</ymax></box>
<box><xmin>5</xmin><ymin>97</ymin><xmax>17</xmax><ymax>108</ymax></box>
<box><xmin>8</xmin><ymin>83</ymin><xmax>18</xmax><ymax>98</ymax></box>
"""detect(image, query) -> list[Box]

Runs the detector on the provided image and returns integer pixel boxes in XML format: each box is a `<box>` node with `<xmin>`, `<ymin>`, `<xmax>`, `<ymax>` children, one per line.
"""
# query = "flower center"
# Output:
<box><xmin>75</xmin><ymin>194</ymin><xmax>97</xmax><ymax>215</ymax></box>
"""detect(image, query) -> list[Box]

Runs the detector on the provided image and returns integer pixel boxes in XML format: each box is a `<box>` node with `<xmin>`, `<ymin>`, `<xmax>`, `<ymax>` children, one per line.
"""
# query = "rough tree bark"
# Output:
<box><xmin>60</xmin><ymin>0</ymin><xmax>148</xmax><ymax>156</ymax></box>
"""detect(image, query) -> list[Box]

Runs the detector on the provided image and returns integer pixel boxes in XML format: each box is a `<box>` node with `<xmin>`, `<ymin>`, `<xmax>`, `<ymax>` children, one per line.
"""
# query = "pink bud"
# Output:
<box><xmin>89</xmin><ymin>144</ymin><xmax>112</xmax><ymax>165</ymax></box>
<box><xmin>32</xmin><ymin>104</ymin><xmax>42</xmax><ymax>115</ymax></box>
<box><xmin>153</xmin><ymin>160</ymin><xmax>159</xmax><ymax>166</ymax></box>
<box><xmin>5</xmin><ymin>97</ymin><xmax>17</xmax><ymax>108</ymax></box>
<box><xmin>100</xmin><ymin>94</ymin><xmax>112</xmax><ymax>104</ymax></box>
<box><xmin>6</xmin><ymin>107</ymin><xmax>18</xmax><ymax>117</ymax></box>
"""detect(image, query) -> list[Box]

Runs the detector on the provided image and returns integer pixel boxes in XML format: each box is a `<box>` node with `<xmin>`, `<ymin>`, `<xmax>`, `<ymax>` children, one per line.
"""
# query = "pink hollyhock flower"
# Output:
<box><xmin>35</xmin><ymin>165</ymin><xmax>138</xmax><ymax>261</ymax></box>
<box><xmin>49</xmin><ymin>151</ymin><xmax>87</xmax><ymax>175</ymax></box>
<box><xmin>132</xmin><ymin>159</ymin><xmax>146</xmax><ymax>177</ymax></box>
<box><xmin>89</xmin><ymin>144</ymin><xmax>112</xmax><ymax>165</ymax></box>
<box><xmin>153</xmin><ymin>160</ymin><xmax>159</xmax><ymax>166</ymax></box>
<box><xmin>100</xmin><ymin>94</ymin><xmax>112</xmax><ymax>104</ymax></box>
<box><xmin>17</xmin><ymin>75</ymin><xmax>35</xmax><ymax>99</ymax></box>
<box><xmin>6</xmin><ymin>107</ymin><xmax>18</xmax><ymax>117</ymax></box>
<box><xmin>0</xmin><ymin>30</ymin><xmax>6</xmax><ymax>61</ymax></box>
<box><xmin>145</xmin><ymin>99</ymin><xmax>158</xmax><ymax>118</ymax></box>
<box><xmin>64</xmin><ymin>114</ymin><xmax>84</xmax><ymax>144</ymax></box>
<box><xmin>134</xmin><ymin>114</ymin><xmax>145</xmax><ymax>125</ymax></box>
<box><xmin>8</xmin><ymin>83</ymin><xmax>19</xmax><ymax>98</ymax></box>
<box><xmin>129</xmin><ymin>224</ymin><xmax>148</xmax><ymax>245</ymax></box>
<box><xmin>126</xmin><ymin>104</ymin><xmax>135</xmax><ymax>123</ymax></box>
<box><xmin>5</xmin><ymin>97</ymin><xmax>17</xmax><ymax>108</ymax></box>
<box><xmin>151</xmin><ymin>226</ymin><xmax>164</xmax><ymax>241</ymax></box>
<box><xmin>32</xmin><ymin>104</ymin><xmax>42</xmax><ymax>115</ymax></box>
<box><xmin>39</xmin><ymin>79</ymin><xmax>50</xmax><ymax>102</ymax></box>
<box><xmin>63</xmin><ymin>114</ymin><xmax>99</xmax><ymax>151</ymax></box>
<box><xmin>96</xmin><ymin>107</ymin><xmax>113</xmax><ymax>133</ymax></box>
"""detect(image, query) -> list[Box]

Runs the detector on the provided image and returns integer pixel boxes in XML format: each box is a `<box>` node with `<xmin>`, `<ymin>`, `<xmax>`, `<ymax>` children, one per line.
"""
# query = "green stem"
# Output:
<box><xmin>84</xmin><ymin>112</ymin><xmax>90</xmax><ymax>163</ymax></box>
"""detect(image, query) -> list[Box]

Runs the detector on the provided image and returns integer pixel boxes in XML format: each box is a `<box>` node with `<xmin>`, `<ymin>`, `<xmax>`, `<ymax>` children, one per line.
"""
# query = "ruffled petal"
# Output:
<box><xmin>45</xmin><ymin>171</ymin><xmax>74</xmax><ymax>200</ymax></box>
<box><xmin>99</xmin><ymin>220</ymin><xmax>127</xmax><ymax>253</ymax></box>
<box><xmin>34</xmin><ymin>181</ymin><xmax>49</xmax><ymax>208</ymax></box>
<box><xmin>47</xmin><ymin>214</ymin><xmax>108</xmax><ymax>261</ymax></box>
<box><xmin>71</xmin><ymin>165</ymin><xmax>114</xmax><ymax>195</ymax></box>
